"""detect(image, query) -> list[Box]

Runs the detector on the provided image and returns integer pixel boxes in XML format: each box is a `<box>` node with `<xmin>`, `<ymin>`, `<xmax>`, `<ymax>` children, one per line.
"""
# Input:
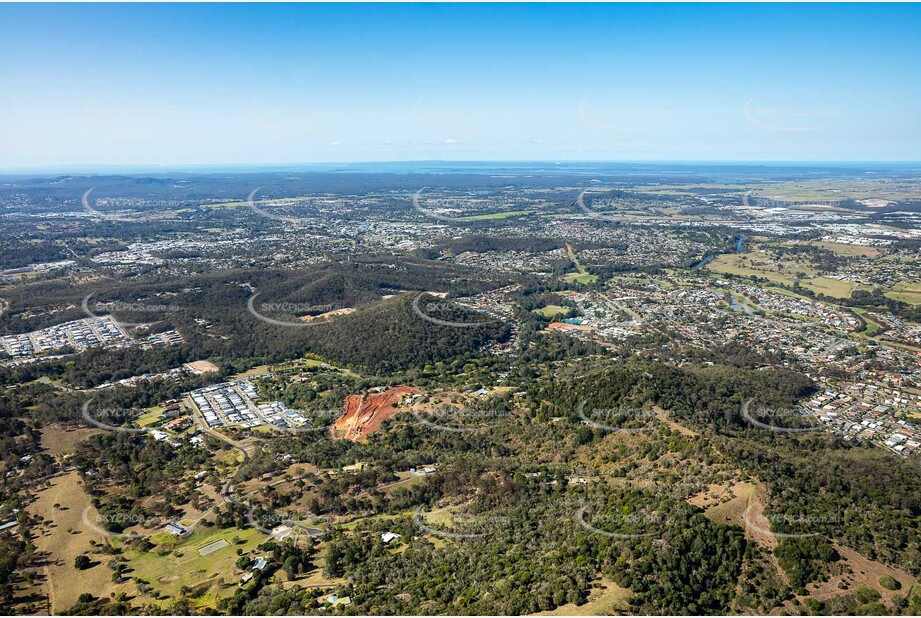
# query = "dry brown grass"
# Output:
<box><xmin>687</xmin><ymin>481</ymin><xmax>733</xmax><ymax>509</ymax></box>
<box><xmin>530</xmin><ymin>577</ymin><xmax>631</xmax><ymax>615</ymax></box>
<box><xmin>801</xmin><ymin>544</ymin><xmax>917</xmax><ymax>606</ymax></box>
<box><xmin>39</xmin><ymin>424</ymin><xmax>100</xmax><ymax>458</ymax></box>
<box><xmin>653</xmin><ymin>406</ymin><xmax>699</xmax><ymax>436</ymax></box>
<box><xmin>696</xmin><ymin>481</ymin><xmax>777</xmax><ymax>550</ymax></box>
<box><xmin>691</xmin><ymin>478</ymin><xmax>917</xmax><ymax>612</ymax></box>
<box><xmin>24</xmin><ymin>471</ymin><xmax>130</xmax><ymax>613</ymax></box>
<box><xmin>812</xmin><ymin>241</ymin><xmax>883</xmax><ymax>258</ymax></box>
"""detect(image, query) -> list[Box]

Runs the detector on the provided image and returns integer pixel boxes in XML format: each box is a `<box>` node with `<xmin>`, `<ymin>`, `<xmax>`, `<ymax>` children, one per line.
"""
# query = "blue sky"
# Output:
<box><xmin>1</xmin><ymin>3</ymin><xmax>919</xmax><ymax>168</ymax></box>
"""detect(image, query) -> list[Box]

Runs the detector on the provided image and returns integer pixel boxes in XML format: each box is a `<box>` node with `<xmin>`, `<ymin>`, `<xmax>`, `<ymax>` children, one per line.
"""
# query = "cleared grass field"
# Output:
<box><xmin>531</xmin><ymin>578</ymin><xmax>631</xmax><ymax>615</ymax></box>
<box><xmin>281</xmin><ymin>556</ymin><xmax>345</xmax><ymax>591</ymax></box>
<box><xmin>460</xmin><ymin>210</ymin><xmax>531</xmax><ymax>220</ymax></box>
<box><xmin>123</xmin><ymin>525</ymin><xmax>266</xmax><ymax>608</ymax></box>
<box><xmin>379</xmin><ymin>471</ymin><xmax>427</xmax><ymax>494</ymax></box>
<box><xmin>707</xmin><ymin>250</ymin><xmax>812</xmax><ymax>286</ymax></box>
<box><xmin>801</xmin><ymin>545</ymin><xmax>916</xmax><ymax>608</ymax></box>
<box><xmin>564</xmin><ymin>244</ymin><xmax>599</xmax><ymax>284</ymax></box>
<box><xmin>886</xmin><ymin>282</ymin><xmax>921</xmax><ymax>305</ymax></box>
<box><xmin>533</xmin><ymin>305</ymin><xmax>569</xmax><ymax>318</ymax></box>
<box><xmin>231</xmin><ymin>364</ymin><xmax>272</xmax><ymax>379</ymax></box>
<box><xmin>564</xmin><ymin>271</ymin><xmax>599</xmax><ymax>284</ymax></box>
<box><xmin>39</xmin><ymin>424</ymin><xmax>101</xmax><ymax>457</ymax></box>
<box><xmin>24</xmin><ymin>472</ymin><xmax>131</xmax><ymax>613</ymax></box>
<box><xmin>136</xmin><ymin>406</ymin><xmax>165</xmax><ymax>427</ymax></box>
<box><xmin>812</xmin><ymin>241</ymin><xmax>883</xmax><ymax>258</ymax></box>
<box><xmin>852</xmin><ymin>308</ymin><xmax>883</xmax><ymax>335</ymax></box>
<box><xmin>801</xmin><ymin>276</ymin><xmax>857</xmax><ymax>299</ymax></box>
<box><xmin>708</xmin><ymin>251</ymin><xmax>861</xmax><ymax>298</ymax></box>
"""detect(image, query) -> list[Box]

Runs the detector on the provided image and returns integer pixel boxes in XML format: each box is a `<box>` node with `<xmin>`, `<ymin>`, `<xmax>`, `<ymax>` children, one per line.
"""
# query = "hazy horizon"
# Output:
<box><xmin>3</xmin><ymin>3</ymin><xmax>920</xmax><ymax>168</ymax></box>
<box><xmin>4</xmin><ymin>159</ymin><xmax>921</xmax><ymax>177</ymax></box>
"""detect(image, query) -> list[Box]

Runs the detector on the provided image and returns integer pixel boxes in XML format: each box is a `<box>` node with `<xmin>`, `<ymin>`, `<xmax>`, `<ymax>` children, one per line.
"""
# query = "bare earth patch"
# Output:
<box><xmin>299</xmin><ymin>307</ymin><xmax>356</xmax><ymax>322</ymax></box>
<box><xmin>332</xmin><ymin>386</ymin><xmax>422</xmax><ymax>441</ymax></box>
<box><xmin>184</xmin><ymin>359</ymin><xmax>219</xmax><ymax>374</ymax></box>
<box><xmin>546</xmin><ymin>321</ymin><xmax>594</xmax><ymax>333</ymax></box>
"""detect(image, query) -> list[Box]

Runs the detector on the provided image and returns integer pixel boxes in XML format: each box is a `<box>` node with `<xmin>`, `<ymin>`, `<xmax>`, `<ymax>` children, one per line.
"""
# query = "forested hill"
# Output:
<box><xmin>0</xmin><ymin>259</ymin><xmax>519</xmax><ymax>386</ymax></box>
<box><xmin>301</xmin><ymin>293</ymin><xmax>512</xmax><ymax>374</ymax></box>
<box><xmin>537</xmin><ymin>361</ymin><xmax>921</xmax><ymax>587</ymax></box>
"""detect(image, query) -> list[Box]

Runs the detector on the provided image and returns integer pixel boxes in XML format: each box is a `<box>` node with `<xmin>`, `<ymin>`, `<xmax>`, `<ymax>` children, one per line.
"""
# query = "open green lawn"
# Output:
<box><xmin>707</xmin><ymin>249</ymin><xmax>817</xmax><ymax>286</ymax></box>
<box><xmin>886</xmin><ymin>282</ymin><xmax>921</xmax><ymax>306</ymax></box>
<box><xmin>564</xmin><ymin>271</ymin><xmax>599</xmax><ymax>284</ymax></box>
<box><xmin>708</xmin><ymin>250</ymin><xmax>863</xmax><ymax>299</ymax></box>
<box><xmin>231</xmin><ymin>364</ymin><xmax>272</xmax><ymax>379</ymax></box>
<box><xmin>533</xmin><ymin>305</ymin><xmax>569</xmax><ymax>318</ymax></box>
<box><xmin>764</xmin><ymin>286</ymin><xmax>808</xmax><ymax>299</ymax></box>
<box><xmin>801</xmin><ymin>277</ymin><xmax>859</xmax><ymax>299</ymax></box>
<box><xmin>136</xmin><ymin>406</ymin><xmax>165</xmax><ymax>427</ymax></box>
<box><xmin>852</xmin><ymin>308</ymin><xmax>883</xmax><ymax>335</ymax></box>
<box><xmin>563</xmin><ymin>244</ymin><xmax>599</xmax><ymax>284</ymax></box>
<box><xmin>563</xmin><ymin>262</ymin><xmax>599</xmax><ymax>284</ymax></box>
<box><xmin>122</xmin><ymin>526</ymin><xmax>266</xmax><ymax>607</ymax></box>
<box><xmin>269</xmin><ymin>357</ymin><xmax>361</xmax><ymax>378</ymax></box>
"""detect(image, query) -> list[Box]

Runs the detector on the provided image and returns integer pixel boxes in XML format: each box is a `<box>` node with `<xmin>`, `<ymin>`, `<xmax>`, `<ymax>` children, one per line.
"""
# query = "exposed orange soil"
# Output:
<box><xmin>546</xmin><ymin>321</ymin><xmax>594</xmax><ymax>332</ymax></box>
<box><xmin>332</xmin><ymin>386</ymin><xmax>422</xmax><ymax>441</ymax></box>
